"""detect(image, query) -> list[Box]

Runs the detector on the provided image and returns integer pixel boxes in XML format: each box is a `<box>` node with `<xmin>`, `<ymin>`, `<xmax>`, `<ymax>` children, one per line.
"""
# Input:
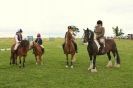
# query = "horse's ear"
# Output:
<box><xmin>87</xmin><ymin>28</ymin><xmax>89</xmax><ymax>31</ymax></box>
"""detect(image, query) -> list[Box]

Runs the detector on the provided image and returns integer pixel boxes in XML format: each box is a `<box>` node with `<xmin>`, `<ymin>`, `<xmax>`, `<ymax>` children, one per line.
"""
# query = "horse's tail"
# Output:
<box><xmin>115</xmin><ymin>47</ymin><xmax>120</xmax><ymax>64</ymax></box>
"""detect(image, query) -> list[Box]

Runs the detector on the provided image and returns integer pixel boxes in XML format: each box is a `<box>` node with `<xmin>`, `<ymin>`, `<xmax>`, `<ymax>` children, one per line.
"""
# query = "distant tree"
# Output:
<box><xmin>112</xmin><ymin>26</ymin><xmax>124</xmax><ymax>37</ymax></box>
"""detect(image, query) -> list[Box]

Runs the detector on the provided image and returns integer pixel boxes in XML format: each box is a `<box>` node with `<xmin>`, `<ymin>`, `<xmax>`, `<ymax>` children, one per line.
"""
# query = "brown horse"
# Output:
<box><xmin>64</xmin><ymin>31</ymin><xmax>76</xmax><ymax>68</ymax></box>
<box><xmin>30</xmin><ymin>41</ymin><xmax>44</xmax><ymax>65</ymax></box>
<box><xmin>83</xmin><ymin>28</ymin><xmax>120</xmax><ymax>72</ymax></box>
<box><xmin>10</xmin><ymin>40</ymin><xmax>29</xmax><ymax>68</ymax></box>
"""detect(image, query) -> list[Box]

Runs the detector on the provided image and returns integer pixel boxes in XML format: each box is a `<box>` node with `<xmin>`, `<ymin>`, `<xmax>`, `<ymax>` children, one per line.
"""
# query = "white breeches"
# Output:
<box><xmin>14</xmin><ymin>42</ymin><xmax>20</xmax><ymax>50</ymax></box>
<box><xmin>40</xmin><ymin>45</ymin><xmax>44</xmax><ymax>48</ymax></box>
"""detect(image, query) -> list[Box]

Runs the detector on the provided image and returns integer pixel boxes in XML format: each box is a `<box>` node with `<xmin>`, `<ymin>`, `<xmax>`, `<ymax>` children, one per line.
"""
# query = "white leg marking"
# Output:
<box><xmin>106</xmin><ymin>61</ymin><xmax>113</xmax><ymax>68</ymax></box>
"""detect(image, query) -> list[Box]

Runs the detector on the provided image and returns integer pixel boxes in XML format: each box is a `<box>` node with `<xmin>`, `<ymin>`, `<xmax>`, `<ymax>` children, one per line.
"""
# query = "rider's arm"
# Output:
<box><xmin>15</xmin><ymin>35</ymin><xmax>20</xmax><ymax>43</ymax></box>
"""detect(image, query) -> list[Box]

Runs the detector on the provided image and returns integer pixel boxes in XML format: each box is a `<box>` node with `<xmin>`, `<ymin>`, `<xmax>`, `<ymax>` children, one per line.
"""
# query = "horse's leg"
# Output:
<box><xmin>19</xmin><ymin>56</ymin><xmax>21</xmax><ymax>68</ymax></box>
<box><xmin>35</xmin><ymin>55</ymin><xmax>38</xmax><ymax>65</ymax></box>
<box><xmin>15</xmin><ymin>55</ymin><xmax>18</xmax><ymax>65</ymax></box>
<box><xmin>113</xmin><ymin>50</ymin><xmax>120</xmax><ymax>68</ymax></box>
<box><xmin>106</xmin><ymin>52</ymin><xmax>113</xmax><ymax>68</ymax></box>
<box><xmin>70</xmin><ymin>54</ymin><xmax>74</xmax><ymax>68</ymax></box>
<box><xmin>23</xmin><ymin>56</ymin><xmax>26</xmax><ymax>67</ymax></box>
<box><xmin>39</xmin><ymin>55</ymin><xmax>42</xmax><ymax>65</ymax></box>
<box><xmin>65</xmin><ymin>54</ymin><xmax>69</xmax><ymax>68</ymax></box>
<box><xmin>10</xmin><ymin>54</ymin><xmax>13</xmax><ymax>65</ymax></box>
<box><xmin>88</xmin><ymin>54</ymin><xmax>93</xmax><ymax>70</ymax></box>
<box><xmin>91</xmin><ymin>55</ymin><xmax>97</xmax><ymax>72</ymax></box>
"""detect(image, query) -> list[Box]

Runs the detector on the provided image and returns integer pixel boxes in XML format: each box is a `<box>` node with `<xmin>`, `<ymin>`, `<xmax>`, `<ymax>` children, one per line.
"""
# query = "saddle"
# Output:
<box><xmin>94</xmin><ymin>39</ymin><xmax>106</xmax><ymax>55</ymax></box>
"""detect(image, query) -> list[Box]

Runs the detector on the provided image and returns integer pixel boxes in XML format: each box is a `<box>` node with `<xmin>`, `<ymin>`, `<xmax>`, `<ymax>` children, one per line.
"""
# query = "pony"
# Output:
<box><xmin>83</xmin><ymin>28</ymin><xmax>120</xmax><ymax>72</ymax></box>
<box><xmin>30</xmin><ymin>41</ymin><xmax>44</xmax><ymax>65</ymax></box>
<box><xmin>64</xmin><ymin>31</ymin><xmax>76</xmax><ymax>68</ymax></box>
<box><xmin>10</xmin><ymin>40</ymin><xmax>30</xmax><ymax>68</ymax></box>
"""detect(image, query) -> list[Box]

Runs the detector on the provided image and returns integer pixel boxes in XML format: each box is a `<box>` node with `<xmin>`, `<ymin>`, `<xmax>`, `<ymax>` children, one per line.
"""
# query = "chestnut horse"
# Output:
<box><xmin>10</xmin><ymin>40</ymin><xmax>29</xmax><ymax>68</ymax></box>
<box><xmin>64</xmin><ymin>31</ymin><xmax>76</xmax><ymax>68</ymax></box>
<box><xmin>83</xmin><ymin>28</ymin><xmax>120</xmax><ymax>72</ymax></box>
<box><xmin>30</xmin><ymin>41</ymin><xmax>44</xmax><ymax>65</ymax></box>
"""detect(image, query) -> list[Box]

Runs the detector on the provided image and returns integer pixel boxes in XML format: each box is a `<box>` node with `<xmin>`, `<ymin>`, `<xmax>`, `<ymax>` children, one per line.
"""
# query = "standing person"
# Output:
<box><xmin>14</xmin><ymin>29</ymin><xmax>23</xmax><ymax>52</ymax></box>
<box><xmin>94</xmin><ymin>20</ymin><xmax>105</xmax><ymax>54</ymax></box>
<box><xmin>35</xmin><ymin>33</ymin><xmax>44</xmax><ymax>52</ymax></box>
<box><xmin>62</xmin><ymin>26</ymin><xmax>78</xmax><ymax>53</ymax></box>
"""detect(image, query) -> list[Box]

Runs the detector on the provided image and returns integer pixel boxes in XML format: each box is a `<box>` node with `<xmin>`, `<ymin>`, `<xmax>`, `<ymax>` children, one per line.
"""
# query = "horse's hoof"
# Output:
<box><xmin>88</xmin><ymin>65</ymin><xmax>93</xmax><ymax>70</ymax></box>
<box><xmin>91</xmin><ymin>68</ymin><xmax>97</xmax><ymax>72</ymax></box>
<box><xmin>65</xmin><ymin>65</ymin><xmax>68</xmax><ymax>68</ymax></box>
<box><xmin>70</xmin><ymin>65</ymin><xmax>73</xmax><ymax>69</ymax></box>
<box><xmin>106</xmin><ymin>61</ymin><xmax>113</xmax><ymax>68</ymax></box>
<box><xmin>88</xmin><ymin>67</ymin><xmax>92</xmax><ymax>70</ymax></box>
<box><xmin>114</xmin><ymin>64</ymin><xmax>120</xmax><ymax>68</ymax></box>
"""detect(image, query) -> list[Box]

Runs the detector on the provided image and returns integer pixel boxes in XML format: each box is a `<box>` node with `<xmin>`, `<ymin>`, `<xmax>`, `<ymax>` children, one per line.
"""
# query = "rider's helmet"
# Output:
<box><xmin>37</xmin><ymin>33</ymin><xmax>41</xmax><ymax>38</ymax></box>
<box><xmin>18</xmin><ymin>29</ymin><xmax>23</xmax><ymax>33</ymax></box>
<box><xmin>97</xmin><ymin>20</ymin><xmax>103</xmax><ymax>26</ymax></box>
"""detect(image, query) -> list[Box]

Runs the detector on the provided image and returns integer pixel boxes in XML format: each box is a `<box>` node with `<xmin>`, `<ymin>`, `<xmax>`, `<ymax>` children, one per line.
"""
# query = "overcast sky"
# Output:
<box><xmin>0</xmin><ymin>0</ymin><xmax>133</xmax><ymax>38</ymax></box>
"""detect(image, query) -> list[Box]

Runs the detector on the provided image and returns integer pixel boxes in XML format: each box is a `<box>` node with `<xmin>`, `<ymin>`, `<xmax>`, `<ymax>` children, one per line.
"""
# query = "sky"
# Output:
<box><xmin>0</xmin><ymin>0</ymin><xmax>133</xmax><ymax>38</ymax></box>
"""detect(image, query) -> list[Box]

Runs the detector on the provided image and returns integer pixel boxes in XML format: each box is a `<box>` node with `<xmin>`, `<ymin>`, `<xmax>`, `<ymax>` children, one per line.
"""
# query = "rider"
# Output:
<box><xmin>35</xmin><ymin>33</ymin><xmax>44</xmax><ymax>52</ymax></box>
<box><xmin>62</xmin><ymin>26</ymin><xmax>78</xmax><ymax>53</ymax></box>
<box><xmin>94</xmin><ymin>20</ymin><xmax>105</xmax><ymax>54</ymax></box>
<box><xmin>14</xmin><ymin>29</ymin><xmax>23</xmax><ymax>52</ymax></box>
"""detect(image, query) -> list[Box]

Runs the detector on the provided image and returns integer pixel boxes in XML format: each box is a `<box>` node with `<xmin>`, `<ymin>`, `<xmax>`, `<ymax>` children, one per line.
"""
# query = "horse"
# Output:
<box><xmin>64</xmin><ymin>31</ymin><xmax>76</xmax><ymax>68</ymax></box>
<box><xmin>30</xmin><ymin>41</ymin><xmax>44</xmax><ymax>65</ymax></box>
<box><xmin>10</xmin><ymin>40</ymin><xmax>30</xmax><ymax>68</ymax></box>
<box><xmin>83</xmin><ymin>28</ymin><xmax>120</xmax><ymax>72</ymax></box>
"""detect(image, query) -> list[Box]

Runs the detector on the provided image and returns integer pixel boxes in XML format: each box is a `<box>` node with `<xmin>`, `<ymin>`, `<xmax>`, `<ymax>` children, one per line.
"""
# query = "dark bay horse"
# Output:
<box><xmin>30</xmin><ymin>41</ymin><xmax>44</xmax><ymax>65</ymax></box>
<box><xmin>10</xmin><ymin>40</ymin><xmax>29</xmax><ymax>68</ymax></box>
<box><xmin>64</xmin><ymin>31</ymin><xmax>76</xmax><ymax>68</ymax></box>
<box><xmin>83</xmin><ymin>28</ymin><xmax>120</xmax><ymax>72</ymax></box>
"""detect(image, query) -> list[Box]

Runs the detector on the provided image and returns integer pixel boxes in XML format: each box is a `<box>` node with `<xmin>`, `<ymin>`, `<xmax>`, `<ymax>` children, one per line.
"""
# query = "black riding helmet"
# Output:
<box><xmin>68</xmin><ymin>26</ymin><xmax>73</xmax><ymax>29</ymax></box>
<box><xmin>97</xmin><ymin>20</ymin><xmax>103</xmax><ymax>26</ymax></box>
<box><xmin>18</xmin><ymin>29</ymin><xmax>23</xmax><ymax>33</ymax></box>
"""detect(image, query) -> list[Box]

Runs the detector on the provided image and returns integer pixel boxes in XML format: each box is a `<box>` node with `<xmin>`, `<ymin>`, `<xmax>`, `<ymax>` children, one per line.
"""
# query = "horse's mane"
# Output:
<box><xmin>20</xmin><ymin>40</ymin><xmax>29</xmax><ymax>47</ymax></box>
<box><xmin>86</xmin><ymin>28</ymin><xmax>94</xmax><ymax>41</ymax></box>
<box><xmin>66</xmin><ymin>31</ymin><xmax>73</xmax><ymax>40</ymax></box>
<box><xmin>33</xmin><ymin>42</ymin><xmax>44</xmax><ymax>54</ymax></box>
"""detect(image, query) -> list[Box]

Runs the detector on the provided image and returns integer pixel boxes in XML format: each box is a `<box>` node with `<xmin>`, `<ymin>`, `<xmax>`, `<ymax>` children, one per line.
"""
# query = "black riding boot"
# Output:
<box><xmin>62</xmin><ymin>43</ymin><xmax>65</xmax><ymax>54</ymax></box>
<box><xmin>74</xmin><ymin>42</ymin><xmax>78</xmax><ymax>53</ymax></box>
<box><xmin>42</xmin><ymin>48</ymin><xmax>44</xmax><ymax>53</ymax></box>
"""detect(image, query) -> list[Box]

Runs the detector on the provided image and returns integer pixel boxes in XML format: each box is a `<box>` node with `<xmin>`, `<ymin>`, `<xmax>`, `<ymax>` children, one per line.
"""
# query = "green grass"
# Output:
<box><xmin>0</xmin><ymin>38</ymin><xmax>133</xmax><ymax>88</ymax></box>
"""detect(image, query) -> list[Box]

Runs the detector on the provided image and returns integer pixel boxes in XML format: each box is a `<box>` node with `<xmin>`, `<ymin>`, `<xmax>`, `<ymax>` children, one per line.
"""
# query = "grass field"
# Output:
<box><xmin>0</xmin><ymin>38</ymin><xmax>133</xmax><ymax>88</ymax></box>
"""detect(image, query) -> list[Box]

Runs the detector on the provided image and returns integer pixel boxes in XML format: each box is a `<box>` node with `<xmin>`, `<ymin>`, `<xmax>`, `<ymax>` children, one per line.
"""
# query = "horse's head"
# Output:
<box><xmin>20</xmin><ymin>40</ymin><xmax>30</xmax><ymax>48</ymax></box>
<box><xmin>29</xmin><ymin>41</ymin><xmax>38</xmax><ymax>49</ymax></box>
<box><xmin>83</xmin><ymin>28</ymin><xmax>94</xmax><ymax>43</ymax></box>
<box><xmin>66</xmin><ymin>31</ymin><xmax>73</xmax><ymax>40</ymax></box>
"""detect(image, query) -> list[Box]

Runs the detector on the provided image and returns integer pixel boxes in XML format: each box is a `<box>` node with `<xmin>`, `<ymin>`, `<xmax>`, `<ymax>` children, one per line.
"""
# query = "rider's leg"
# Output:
<box><xmin>62</xmin><ymin>43</ymin><xmax>65</xmax><ymax>54</ymax></box>
<box><xmin>73</xmin><ymin>41</ymin><xmax>78</xmax><ymax>53</ymax></box>
<box><xmin>40</xmin><ymin>45</ymin><xmax>44</xmax><ymax>53</ymax></box>
<box><xmin>13</xmin><ymin>43</ymin><xmax>20</xmax><ymax>53</ymax></box>
<box><xmin>99</xmin><ymin>38</ymin><xmax>105</xmax><ymax>53</ymax></box>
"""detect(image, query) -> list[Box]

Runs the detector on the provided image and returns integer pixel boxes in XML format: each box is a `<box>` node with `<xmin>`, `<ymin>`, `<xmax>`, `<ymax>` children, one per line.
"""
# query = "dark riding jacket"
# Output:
<box><xmin>16</xmin><ymin>32</ymin><xmax>22</xmax><ymax>41</ymax></box>
<box><xmin>35</xmin><ymin>38</ymin><xmax>42</xmax><ymax>45</ymax></box>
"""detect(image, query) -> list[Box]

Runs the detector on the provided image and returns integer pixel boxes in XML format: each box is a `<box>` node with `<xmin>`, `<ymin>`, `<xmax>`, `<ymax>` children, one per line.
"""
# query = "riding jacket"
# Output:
<box><xmin>94</xmin><ymin>26</ymin><xmax>105</xmax><ymax>39</ymax></box>
<box><xmin>35</xmin><ymin>38</ymin><xmax>42</xmax><ymax>45</ymax></box>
